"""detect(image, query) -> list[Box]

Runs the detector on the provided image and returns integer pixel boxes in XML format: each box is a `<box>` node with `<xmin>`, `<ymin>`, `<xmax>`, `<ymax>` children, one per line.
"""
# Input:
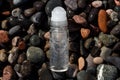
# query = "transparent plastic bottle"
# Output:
<box><xmin>50</xmin><ymin>6</ymin><xmax>69</xmax><ymax>72</ymax></box>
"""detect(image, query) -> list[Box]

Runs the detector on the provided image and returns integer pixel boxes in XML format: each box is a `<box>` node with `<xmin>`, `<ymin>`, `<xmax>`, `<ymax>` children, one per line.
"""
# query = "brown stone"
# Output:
<box><xmin>2</xmin><ymin>11</ymin><xmax>10</xmax><ymax>16</ymax></box>
<box><xmin>12</xmin><ymin>36</ymin><xmax>20</xmax><ymax>47</ymax></box>
<box><xmin>2</xmin><ymin>65</ymin><xmax>14</xmax><ymax>80</ymax></box>
<box><xmin>1</xmin><ymin>20</ymin><xmax>8</xmax><ymax>29</ymax></box>
<box><xmin>0</xmin><ymin>30</ymin><xmax>9</xmax><ymax>43</ymax></box>
<box><xmin>80</xmin><ymin>28</ymin><xmax>90</xmax><ymax>39</ymax></box>
<box><xmin>44</xmin><ymin>40</ymin><xmax>50</xmax><ymax>51</ymax></box>
<box><xmin>98</xmin><ymin>9</ymin><xmax>107</xmax><ymax>33</ymax></box>
<box><xmin>73</xmin><ymin>15</ymin><xmax>87</xmax><ymax>24</ymax></box>
<box><xmin>0</xmin><ymin>49</ymin><xmax>7</xmax><ymax>62</ymax></box>
<box><xmin>44</xmin><ymin>31</ymin><xmax>50</xmax><ymax>40</ymax></box>
<box><xmin>18</xmin><ymin>40</ymin><xmax>26</xmax><ymax>50</ymax></box>
<box><xmin>93</xmin><ymin>57</ymin><xmax>103</xmax><ymax>64</ymax></box>
<box><xmin>114</xmin><ymin>0</ymin><xmax>120</xmax><ymax>6</ymax></box>
<box><xmin>78</xmin><ymin>57</ymin><xmax>85</xmax><ymax>70</ymax></box>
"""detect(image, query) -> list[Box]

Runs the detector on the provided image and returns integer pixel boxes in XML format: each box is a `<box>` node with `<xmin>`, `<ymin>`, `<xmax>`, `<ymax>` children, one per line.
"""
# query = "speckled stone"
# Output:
<box><xmin>110</xmin><ymin>11</ymin><xmax>118</xmax><ymax>22</ymax></box>
<box><xmin>84</xmin><ymin>38</ymin><xmax>95</xmax><ymax>50</ymax></box>
<box><xmin>97</xmin><ymin>64</ymin><xmax>118</xmax><ymax>80</ymax></box>
<box><xmin>99</xmin><ymin>32</ymin><xmax>119</xmax><ymax>47</ymax></box>
<box><xmin>30</xmin><ymin>35</ymin><xmax>40</xmax><ymax>46</ymax></box>
<box><xmin>26</xmin><ymin>46</ymin><xmax>45</xmax><ymax>63</ymax></box>
<box><xmin>0</xmin><ymin>30</ymin><xmax>9</xmax><ymax>43</ymax></box>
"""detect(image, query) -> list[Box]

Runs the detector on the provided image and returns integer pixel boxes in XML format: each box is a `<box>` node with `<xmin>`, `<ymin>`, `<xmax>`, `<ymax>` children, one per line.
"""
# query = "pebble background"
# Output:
<box><xmin>0</xmin><ymin>0</ymin><xmax>120</xmax><ymax>80</ymax></box>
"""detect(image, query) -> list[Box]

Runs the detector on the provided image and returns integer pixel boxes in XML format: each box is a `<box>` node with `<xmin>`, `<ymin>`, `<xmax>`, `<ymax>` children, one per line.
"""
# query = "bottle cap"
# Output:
<box><xmin>51</xmin><ymin>6</ymin><xmax>67</xmax><ymax>21</ymax></box>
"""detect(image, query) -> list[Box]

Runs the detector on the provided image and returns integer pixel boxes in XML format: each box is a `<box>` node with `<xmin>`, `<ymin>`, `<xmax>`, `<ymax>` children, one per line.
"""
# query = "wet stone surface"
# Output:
<box><xmin>0</xmin><ymin>0</ymin><xmax>120</xmax><ymax>80</ymax></box>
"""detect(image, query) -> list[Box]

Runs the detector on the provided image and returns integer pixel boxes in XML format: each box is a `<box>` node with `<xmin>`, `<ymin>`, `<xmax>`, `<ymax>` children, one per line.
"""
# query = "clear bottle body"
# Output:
<box><xmin>50</xmin><ymin>21</ymin><xmax>69</xmax><ymax>72</ymax></box>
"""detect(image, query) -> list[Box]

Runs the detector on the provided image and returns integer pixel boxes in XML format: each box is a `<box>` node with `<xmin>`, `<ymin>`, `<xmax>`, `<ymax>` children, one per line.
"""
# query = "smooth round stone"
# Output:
<box><xmin>0</xmin><ymin>30</ymin><xmax>9</xmax><ymax>43</ymax></box>
<box><xmin>92</xmin><ymin>1</ymin><xmax>102</xmax><ymax>8</ymax></box>
<box><xmin>8</xmin><ymin>25</ymin><xmax>21</xmax><ymax>36</ymax></box>
<box><xmin>0</xmin><ymin>49</ymin><xmax>7</xmax><ymax>62</ymax></box>
<box><xmin>64</xmin><ymin>0</ymin><xmax>78</xmax><ymax>10</ymax></box>
<box><xmin>12</xmin><ymin>8</ymin><xmax>21</xmax><ymax>17</ymax></box>
<box><xmin>78</xmin><ymin>57</ymin><xmax>85</xmax><ymax>70</ymax></box>
<box><xmin>97</xmin><ymin>64</ymin><xmax>118</xmax><ymax>80</ymax></box>
<box><xmin>77</xmin><ymin>70</ymin><xmax>96</xmax><ymax>80</ymax></box>
<box><xmin>45</xmin><ymin>0</ymin><xmax>62</xmax><ymax>17</ymax></box>
<box><xmin>30</xmin><ymin>35</ymin><xmax>40</xmax><ymax>46</ymax></box>
<box><xmin>99</xmin><ymin>32</ymin><xmax>119</xmax><ymax>47</ymax></box>
<box><xmin>93</xmin><ymin>57</ymin><xmax>103</xmax><ymax>64</ymax></box>
<box><xmin>26</xmin><ymin>46</ymin><xmax>45</xmax><ymax>63</ymax></box>
<box><xmin>24</xmin><ymin>8</ymin><xmax>36</xmax><ymax>17</ymax></box>
<box><xmin>31</xmin><ymin>12</ymin><xmax>42</xmax><ymax>23</ymax></box>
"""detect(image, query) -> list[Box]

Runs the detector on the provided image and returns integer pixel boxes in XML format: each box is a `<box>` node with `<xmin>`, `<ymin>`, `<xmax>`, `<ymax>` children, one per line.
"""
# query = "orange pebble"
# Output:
<box><xmin>81</xmin><ymin>28</ymin><xmax>90</xmax><ymax>39</ymax></box>
<box><xmin>2</xmin><ymin>11</ymin><xmax>10</xmax><ymax>16</ymax></box>
<box><xmin>98</xmin><ymin>9</ymin><xmax>107</xmax><ymax>33</ymax></box>
<box><xmin>0</xmin><ymin>30</ymin><xmax>9</xmax><ymax>43</ymax></box>
<box><xmin>78</xmin><ymin>57</ymin><xmax>85</xmax><ymax>70</ymax></box>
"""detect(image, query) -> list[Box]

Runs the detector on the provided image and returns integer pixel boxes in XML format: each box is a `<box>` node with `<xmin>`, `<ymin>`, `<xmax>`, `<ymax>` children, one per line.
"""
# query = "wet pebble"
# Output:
<box><xmin>77</xmin><ymin>70</ymin><xmax>96</xmax><ymax>80</ymax></box>
<box><xmin>30</xmin><ymin>35</ymin><xmax>41</xmax><ymax>46</ymax></box>
<box><xmin>0</xmin><ymin>30</ymin><xmax>9</xmax><ymax>43</ymax></box>
<box><xmin>93</xmin><ymin>57</ymin><xmax>103</xmax><ymax>65</ymax></box>
<box><xmin>26</xmin><ymin>46</ymin><xmax>45</xmax><ymax>63</ymax></box>
<box><xmin>78</xmin><ymin>57</ymin><xmax>85</xmax><ymax>70</ymax></box>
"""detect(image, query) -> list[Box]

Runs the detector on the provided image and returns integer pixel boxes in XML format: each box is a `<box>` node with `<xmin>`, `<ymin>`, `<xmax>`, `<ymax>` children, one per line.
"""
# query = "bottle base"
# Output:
<box><xmin>50</xmin><ymin>66</ymin><xmax>68</xmax><ymax>72</ymax></box>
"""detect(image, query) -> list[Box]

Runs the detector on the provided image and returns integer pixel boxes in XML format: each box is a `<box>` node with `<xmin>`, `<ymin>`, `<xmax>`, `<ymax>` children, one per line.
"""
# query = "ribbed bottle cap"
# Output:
<box><xmin>51</xmin><ymin>6</ymin><xmax>67</xmax><ymax>21</ymax></box>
